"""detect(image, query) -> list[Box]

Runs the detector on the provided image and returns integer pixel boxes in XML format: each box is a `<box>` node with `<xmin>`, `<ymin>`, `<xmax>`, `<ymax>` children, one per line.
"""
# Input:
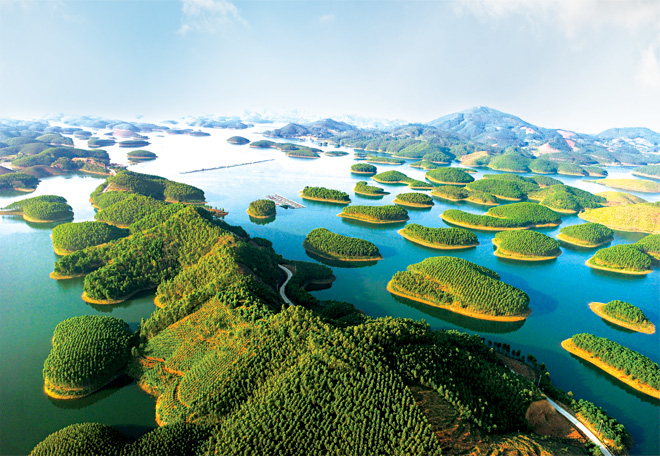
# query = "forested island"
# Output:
<box><xmin>338</xmin><ymin>205</ymin><xmax>409</xmax><ymax>224</ymax></box>
<box><xmin>399</xmin><ymin>223</ymin><xmax>478</xmax><ymax>249</ymax></box>
<box><xmin>527</xmin><ymin>184</ymin><xmax>605</xmax><ymax>214</ymax></box>
<box><xmin>354</xmin><ymin>181</ymin><xmax>388</xmax><ymax>196</ymax></box>
<box><xmin>442</xmin><ymin>202</ymin><xmax>562</xmax><ymax>231</ymax></box>
<box><xmin>392</xmin><ymin>192</ymin><xmax>434</xmax><ymax>208</ymax></box>
<box><xmin>556</xmin><ymin>223</ymin><xmax>614</xmax><ymax>248</ymax></box>
<box><xmin>303</xmin><ymin>228</ymin><xmax>382</xmax><ymax>261</ymax></box>
<box><xmin>388</xmin><ymin>256</ymin><xmax>531</xmax><ymax>321</ymax></box>
<box><xmin>587</xmin><ymin>244</ymin><xmax>654</xmax><ymax>275</ymax></box>
<box><xmin>562</xmin><ymin>334</ymin><xmax>660</xmax><ymax>399</ymax></box>
<box><xmin>227</xmin><ymin>136</ymin><xmax>250</xmax><ymax>145</ymax></box>
<box><xmin>51</xmin><ymin>221</ymin><xmax>129</xmax><ymax>255</ymax></box>
<box><xmin>0</xmin><ymin>172</ymin><xmax>39</xmax><ymax>192</ymax></box>
<box><xmin>247</xmin><ymin>199</ymin><xmax>276</xmax><ymax>218</ymax></box>
<box><xmin>589</xmin><ymin>300</ymin><xmax>655</xmax><ymax>334</ymax></box>
<box><xmin>127</xmin><ymin>150</ymin><xmax>157</xmax><ymax>161</ymax></box>
<box><xmin>300</xmin><ymin>186</ymin><xmax>350</xmax><ymax>204</ymax></box>
<box><xmin>350</xmin><ymin>163</ymin><xmax>377</xmax><ymax>175</ymax></box>
<box><xmin>430</xmin><ymin>186</ymin><xmax>499</xmax><ymax>205</ymax></box>
<box><xmin>1</xmin><ymin>195</ymin><xmax>73</xmax><ymax>223</ymax></box>
<box><xmin>372</xmin><ymin>170</ymin><xmax>435</xmax><ymax>190</ymax></box>
<box><xmin>635</xmin><ymin>234</ymin><xmax>660</xmax><ymax>260</ymax></box>
<box><xmin>366</xmin><ymin>155</ymin><xmax>404</xmax><ymax>165</ymax></box>
<box><xmin>492</xmin><ymin>230</ymin><xmax>561</xmax><ymax>261</ymax></box>
<box><xmin>424</xmin><ymin>167</ymin><xmax>474</xmax><ymax>185</ymax></box>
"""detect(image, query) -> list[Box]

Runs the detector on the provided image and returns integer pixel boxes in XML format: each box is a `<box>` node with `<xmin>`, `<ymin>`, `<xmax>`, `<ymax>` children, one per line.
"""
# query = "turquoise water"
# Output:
<box><xmin>1</xmin><ymin>126</ymin><xmax>658</xmax><ymax>454</ymax></box>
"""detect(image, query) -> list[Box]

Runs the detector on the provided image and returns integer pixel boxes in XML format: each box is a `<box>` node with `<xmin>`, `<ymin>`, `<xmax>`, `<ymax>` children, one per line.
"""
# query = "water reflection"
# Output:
<box><xmin>304</xmin><ymin>249</ymin><xmax>379</xmax><ymax>269</ymax></box>
<box><xmin>46</xmin><ymin>375</ymin><xmax>135</xmax><ymax>410</ymax></box>
<box><xmin>249</xmin><ymin>214</ymin><xmax>276</xmax><ymax>225</ymax></box>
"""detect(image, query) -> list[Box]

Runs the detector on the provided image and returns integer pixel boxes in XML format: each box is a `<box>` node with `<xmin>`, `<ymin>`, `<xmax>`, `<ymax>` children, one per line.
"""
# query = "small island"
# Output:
<box><xmin>300</xmin><ymin>186</ymin><xmax>350</xmax><ymax>204</ymax></box>
<box><xmin>589</xmin><ymin>300</ymin><xmax>655</xmax><ymax>334</ymax></box>
<box><xmin>227</xmin><ymin>136</ymin><xmax>250</xmax><ymax>145</ymax></box>
<box><xmin>247</xmin><ymin>199</ymin><xmax>277</xmax><ymax>218</ymax></box>
<box><xmin>527</xmin><ymin>184</ymin><xmax>605</xmax><ymax>214</ymax></box>
<box><xmin>556</xmin><ymin>223</ymin><xmax>614</xmax><ymax>248</ymax></box>
<box><xmin>442</xmin><ymin>203</ymin><xmax>561</xmax><ymax>231</ymax></box>
<box><xmin>430</xmin><ymin>186</ymin><xmax>498</xmax><ymax>206</ymax></box>
<box><xmin>0</xmin><ymin>172</ymin><xmax>39</xmax><ymax>192</ymax></box>
<box><xmin>303</xmin><ymin>228</ymin><xmax>382</xmax><ymax>261</ymax></box>
<box><xmin>424</xmin><ymin>168</ymin><xmax>474</xmax><ymax>185</ymax></box>
<box><xmin>354</xmin><ymin>181</ymin><xmax>388</xmax><ymax>197</ymax></box>
<box><xmin>586</xmin><ymin>178</ymin><xmax>660</xmax><ymax>194</ymax></box>
<box><xmin>635</xmin><ymin>234</ymin><xmax>660</xmax><ymax>260</ymax></box>
<box><xmin>409</xmin><ymin>160</ymin><xmax>439</xmax><ymax>170</ymax></box>
<box><xmin>338</xmin><ymin>205</ymin><xmax>409</xmax><ymax>224</ymax></box>
<box><xmin>465</xmin><ymin>179</ymin><xmax>525</xmax><ymax>201</ymax></box>
<box><xmin>372</xmin><ymin>170</ymin><xmax>435</xmax><ymax>190</ymax></box>
<box><xmin>1</xmin><ymin>195</ymin><xmax>73</xmax><ymax>223</ymax></box>
<box><xmin>43</xmin><ymin>315</ymin><xmax>132</xmax><ymax>399</ymax></box>
<box><xmin>393</xmin><ymin>192</ymin><xmax>434</xmax><ymax>208</ymax></box>
<box><xmin>492</xmin><ymin>230</ymin><xmax>561</xmax><ymax>261</ymax></box>
<box><xmin>366</xmin><ymin>156</ymin><xmax>404</xmax><ymax>165</ymax></box>
<box><xmin>561</xmin><ymin>334</ymin><xmax>660</xmax><ymax>399</ymax></box>
<box><xmin>579</xmin><ymin>202</ymin><xmax>660</xmax><ymax>234</ymax></box>
<box><xmin>118</xmin><ymin>140</ymin><xmax>150</xmax><ymax>148</ymax></box>
<box><xmin>587</xmin><ymin>244</ymin><xmax>653</xmax><ymax>275</ymax></box>
<box><xmin>127</xmin><ymin>150</ymin><xmax>157</xmax><ymax>161</ymax></box>
<box><xmin>399</xmin><ymin>223</ymin><xmax>478</xmax><ymax>249</ymax></box>
<box><xmin>388</xmin><ymin>256</ymin><xmax>530</xmax><ymax>321</ymax></box>
<box><xmin>52</xmin><ymin>221</ymin><xmax>129</xmax><ymax>255</ymax></box>
<box><xmin>350</xmin><ymin>163</ymin><xmax>377</xmax><ymax>175</ymax></box>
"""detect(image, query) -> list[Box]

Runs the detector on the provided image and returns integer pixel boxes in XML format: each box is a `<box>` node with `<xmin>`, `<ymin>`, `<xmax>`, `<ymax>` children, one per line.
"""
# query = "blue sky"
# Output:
<box><xmin>0</xmin><ymin>0</ymin><xmax>658</xmax><ymax>133</ymax></box>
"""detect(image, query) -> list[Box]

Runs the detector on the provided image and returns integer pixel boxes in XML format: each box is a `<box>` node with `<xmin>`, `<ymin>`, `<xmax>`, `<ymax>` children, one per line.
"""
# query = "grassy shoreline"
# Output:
<box><xmin>338</xmin><ymin>213</ymin><xmax>409</xmax><ymax>224</ymax></box>
<box><xmin>300</xmin><ymin>194</ymin><xmax>350</xmax><ymax>205</ymax></box>
<box><xmin>589</xmin><ymin>302</ymin><xmax>656</xmax><ymax>334</ymax></box>
<box><xmin>585</xmin><ymin>258</ymin><xmax>652</xmax><ymax>275</ymax></box>
<box><xmin>82</xmin><ymin>287</ymin><xmax>154</xmax><ymax>305</ymax></box>
<box><xmin>561</xmin><ymin>339</ymin><xmax>660</xmax><ymax>399</ymax></box>
<box><xmin>302</xmin><ymin>242</ymin><xmax>383</xmax><ymax>262</ymax></box>
<box><xmin>246</xmin><ymin>209</ymin><xmax>276</xmax><ymax>219</ymax></box>
<box><xmin>392</xmin><ymin>198</ymin><xmax>433</xmax><ymax>208</ymax></box>
<box><xmin>556</xmin><ymin>233</ymin><xmax>613</xmax><ymax>249</ymax></box>
<box><xmin>398</xmin><ymin>229</ymin><xmax>478</xmax><ymax>250</ymax></box>
<box><xmin>387</xmin><ymin>282</ymin><xmax>530</xmax><ymax>322</ymax></box>
<box><xmin>492</xmin><ymin>238</ymin><xmax>561</xmax><ymax>261</ymax></box>
<box><xmin>441</xmin><ymin>214</ymin><xmax>559</xmax><ymax>231</ymax></box>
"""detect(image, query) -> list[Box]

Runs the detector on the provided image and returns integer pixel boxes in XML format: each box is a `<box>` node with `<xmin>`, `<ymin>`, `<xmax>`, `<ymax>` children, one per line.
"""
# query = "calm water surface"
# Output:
<box><xmin>1</xmin><ymin>125</ymin><xmax>658</xmax><ymax>454</ymax></box>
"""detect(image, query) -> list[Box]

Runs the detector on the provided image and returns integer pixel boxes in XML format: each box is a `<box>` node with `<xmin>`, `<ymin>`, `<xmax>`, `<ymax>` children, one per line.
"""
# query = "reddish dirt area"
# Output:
<box><xmin>496</xmin><ymin>353</ymin><xmax>537</xmax><ymax>381</ymax></box>
<box><xmin>526</xmin><ymin>400</ymin><xmax>587</xmax><ymax>444</ymax></box>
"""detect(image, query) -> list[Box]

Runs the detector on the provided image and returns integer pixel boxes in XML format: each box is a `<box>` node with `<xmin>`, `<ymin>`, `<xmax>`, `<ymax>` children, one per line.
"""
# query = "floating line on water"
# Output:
<box><xmin>181</xmin><ymin>159</ymin><xmax>274</xmax><ymax>174</ymax></box>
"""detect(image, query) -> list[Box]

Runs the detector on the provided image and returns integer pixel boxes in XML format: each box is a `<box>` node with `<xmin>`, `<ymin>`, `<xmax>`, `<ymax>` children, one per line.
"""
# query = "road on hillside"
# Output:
<box><xmin>278</xmin><ymin>264</ymin><xmax>294</xmax><ymax>306</ymax></box>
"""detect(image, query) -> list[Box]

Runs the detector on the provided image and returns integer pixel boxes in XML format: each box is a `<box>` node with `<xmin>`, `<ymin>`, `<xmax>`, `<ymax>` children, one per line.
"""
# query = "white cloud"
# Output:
<box><xmin>319</xmin><ymin>14</ymin><xmax>335</xmax><ymax>24</ymax></box>
<box><xmin>178</xmin><ymin>0</ymin><xmax>244</xmax><ymax>36</ymax></box>
<box><xmin>636</xmin><ymin>35</ymin><xmax>660</xmax><ymax>91</ymax></box>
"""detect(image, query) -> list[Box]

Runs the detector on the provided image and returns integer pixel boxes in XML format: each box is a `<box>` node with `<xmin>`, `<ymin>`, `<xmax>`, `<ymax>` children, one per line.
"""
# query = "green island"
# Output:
<box><xmin>527</xmin><ymin>184</ymin><xmax>605</xmax><ymax>214</ymax></box>
<box><xmin>430</xmin><ymin>186</ymin><xmax>499</xmax><ymax>205</ymax></box>
<box><xmin>88</xmin><ymin>138</ymin><xmax>116</xmax><ymax>148</ymax></box>
<box><xmin>300</xmin><ymin>186</ymin><xmax>350</xmax><ymax>204</ymax></box>
<box><xmin>442</xmin><ymin>202</ymin><xmax>562</xmax><ymax>231</ymax></box>
<box><xmin>422</xmin><ymin>151</ymin><xmax>454</xmax><ymax>164</ymax></box>
<box><xmin>425</xmin><ymin>167</ymin><xmax>474</xmax><ymax>185</ymax></box>
<box><xmin>247</xmin><ymin>199</ymin><xmax>276</xmax><ymax>218</ymax></box>
<box><xmin>632</xmin><ymin>164</ymin><xmax>660</xmax><ymax>180</ymax></box>
<box><xmin>366</xmin><ymin>155</ymin><xmax>404</xmax><ymax>165</ymax></box>
<box><xmin>556</xmin><ymin>223</ymin><xmax>614</xmax><ymax>248</ymax></box>
<box><xmin>579</xmin><ymin>202</ymin><xmax>660</xmax><ymax>233</ymax></box>
<box><xmin>1</xmin><ymin>195</ymin><xmax>73</xmax><ymax>223</ymax></box>
<box><xmin>583</xmin><ymin>166</ymin><xmax>608</xmax><ymax>177</ymax></box>
<box><xmin>94</xmin><ymin>193</ymin><xmax>167</xmax><ymax>228</ymax></box>
<box><xmin>557</xmin><ymin>163</ymin><xmax>588</xmax><ymax>176</ymax></box>
<box><xmin>596</xmin><ymin>191</ymin><xmax>647</xmax><ymax>206</ymax></box>
<box><xmin>0</xmin><ymin>172</ymin><xmax>39</xmax><ymax>192</ymax></box>
<box><xmin>635</xmin><ymin>234</ymin><xmax>660</xmax><ymax>260</ymax></box>
<box><xmin>388</xmin><ymin>256</ymin><xmax>530</xmax><ymax>321</ymax></box>
<box><xmin>127</xmin><ymin>150</ymin><xmax>157</xmax><ymax>161</ymax></box>
<box><xmin>350</xmin><ymin>163</ymin><xmax>377</xmax><ymax>174</ymax></box>
<box><xmin>488</xmin><ymin>154</ymin><xmax>531</xmax><ymax>173</ymax></box>
<box><xmin>586</xmin><ymin>178</ymin><xmax>660</xmax><ymax>193</ymax></box>
<box><xmin>10</xmin><ymin>146</ymin><xmax>111</xmax><ymax>176</ymax></box>
<box><xmin>562</xmin><ymin>334</ymin><xmax>660</xmax><ymax>399</ymax></box>
<box><xmin>587</xmin><ymin>244</ymin><xmax>653</xmax><ymax>275</ymax></box>
<box><xmin>399</xmin><ymin>223</ymin><xmax>478</xmax><ymax>250</ymax></box>
<box><xmin>303</xmin><ymin>227</ymin><xmax>382</xmax><ymax>261</ymax></box>
<box><xmin>43</xmin><ymin>315</ymin><xmax>132</xmax><ymax>399</ymax></box>
<box><xmin>118</xmin><ymin>140</ymin><xmax>150</xmax><ymax>148</ymax></box>
<box><xmin>227</xmin><ymin>136</ymin><xmax>250</xmax><ymax>145</ymax></box>
<box><xmin>392</xmin><ymin>192</ymin><xmax>434</xmax><ymax>208</ymax></box>
<box><xmin>286</xmin><ymin>148</ymin><xmax>320</xmax><ymax>159</ymax></box>
<box><xmin>589</xmin><ymin>300</ymin><xmax>655</xmax><ymax>334</ymax></box>
<box><xmin>372</xmin><ymin>170</ymin><xmax>435</xmax><ymax>190</ymax></box>
<box><xmin>466</xmin><ymin>179</ymin><xmax>526</xmax><ymax>200</ymax></box>
<box><xmin>90</xmin><ymin>170</ymin><xmax>206</xmax><ymax>205</ymax></box>
<box><xmin>31</xmin><ymin>179</ymin><xmax>631</xmax><ymax>456</ymax></box>
<box><xmin>354</xmin><ymin>181</ymin><xmax>388</xmax><ymax>196</ymax></box>
<box><xmin>338</xmin><ymin>205</ymin><xmax>409</xmax><ymax>224</ymax></box>
<box><xmin>492</xmin><ymin>230</ymin><xmax>561</xmax><ymax>261</ymax></box>
<box><xmin>249</xmin><ymin>139</ymin><xmax>276</xmax><ymax>148</ymax></box>
<box><xmin>409</xmin><ymin>160</ymin><xmax>440</xmax><ymax>170</ymax></box>
<box><xmin>528</xmin><ymin>158</ymin><xmax>558</xmax><ymax>174</ymax></box>
<box><xmin>51</xmin><ymin>221</ymin><xmax>129</xmax><ymax>255</ymax></box>
<box><xmin>324</xmin><ymin>150</ymin><xmax>348</xmax><ymax>157</ymax></box>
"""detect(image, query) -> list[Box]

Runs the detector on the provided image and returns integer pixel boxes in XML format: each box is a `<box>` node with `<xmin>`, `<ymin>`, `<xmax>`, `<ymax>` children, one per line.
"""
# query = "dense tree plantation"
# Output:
<box><xmin>493</xmin><ymin>230</ymin><xmax>561</xmax><ymax>257</ymax></box>
<box><xmin>372</xmin><ymin>170</ymin><xmax>435</xmax><ymax>189</ymax></box>
<box><xmin>443</xmin><ymin>203</ymin><xmax>561</xmax><ymax>229</ymax></box>
<box><xmin>558</xmin><ymin>223</ymin><xmax>614</xmax><ymax>246</ymax></box>
<box><xmin>354</xmin><ymin>181</ymin><xmax>387</xmax><ymax>195</ymax></box>
<box><xmin>423</xmin><ymin>150</ymin><xmax>455</xmax><ymax>164</ymax></box>
<box><xmin>95</xmin><ymin>194</ymin><xmax>166</xmax><ymax>227</ymax></box>
<box><xmin>569</xmin><ymin>334</ymin><xmax>660</xmax><ymax>390</ymax></box>
<box><xmin>425</xmin><ymin>167</ymin><xmax>475</xmax><ymax>184</ymax></box>
<box><xmin>400</xmin><ymin>223</ymin><xmax>478</xmax><ymax>247</ymax></box>
<box><xmin>466</xmin><ymin>179</ymin><xmax>526</xmax><ymax>199</ymax></box>
<box><xmin>90</xmin><ymin>170</ymin><xmax>205</xmax><ymax>204</ymax></box>
<box><xmin>634</xmin><ymin>234</ymin><xmax>660</xmax><ymax>259</ymax></box>
<box><xmin>529</xmin><ymin>158</ymin><xmax>558</xmax><ymax>174</ymax></box>
<box><xmin>0</xmin><ymin>172</ymin><xmax>39</xmax><ymax>191</ymax></box>
<box><xmin>633</xmin><ymin>164</ymin><xmax>660</xmax><ymax>178</ymax></box>
<box><xmin>286</xmin><ymin>148</ymin><xmax>319</xmax><ymax>158</ymax></box>
<box><xmin>52</xmin><ymin>221</ymin><xmax>129</xmax><ymax>254</ymax></box>
<box><xmin>350</xmin><ymin>163</ymin><xmax>377</xmax><ymax>174</ymax></box>
<box><xmin>366</xmin><ymin>155</ymin><xmax>405</xmax><ymax>165</ymax></box>
<box><xmin>589</xmin><ymin>244</ymin><xmax>653</xmax><ymax>272</ymax></box>
<box><xmin>393</xmin><ymin>192</ymin><xmax>434</xmax><ymax>207</ymax></box>
<box><xmin>488</xmin><ymin>154</ymin><xmax>531</xmax><ymax>172</ymax></box>
<box><xmin>558</xmin><ymin>163</ymin><xmax>588</xmax><ymax>176</ymax></box>
<box><xmin>3</xmin><ymin>194</ymin><xmax>73</xmax><ymax>222</ymax></box>
<box><xmin>43</xmin><ymin>316</ymin><xmax>132</xmax><ymax>398</ymax></box>
<box><xmin>431</xmin><ymin>185</ymin><xmax>469</xmax><ymax>200</ymax></box>
<box><xmin>300</xmin><ymin>186</ymin><xmax>350</xmax><ymax>203</ymax></box>
<box><xmin>389</xmin><ymin>256</ymin><xmax>530</xmax><ymax>317</ymax></box>
<box><xmin>528</xmin><ymin>184</ymin><xmax>605</xmax><ymax>212</ymax></box>
<box><xmin>601</xmin><ymin>300</ymin><xmax>652</xmax><ymax>326</ymax></box>
<box><xmin>409</xmin><ymin>160</ymin><xmax>440</xmax><ymax>170</ymax></box>
<box><xmin>303</xmin><ymin>228</ymin><xmax>381</xmax><ymax>260</ymax></box>
<box><xmin>247</xmin><ymin>199</ymin><xmax>276</xmax><ymax>217</ymax></box>
<box><xmin>339</xmin><ymin>205</ymin><xmax>409</xmax><ymax>223</ymax></box>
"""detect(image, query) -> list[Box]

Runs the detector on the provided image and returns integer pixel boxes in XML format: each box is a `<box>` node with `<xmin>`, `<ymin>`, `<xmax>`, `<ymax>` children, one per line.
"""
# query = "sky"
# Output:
<box><xmin>0</xmin><ymin>0</ymin><xmax>659</xmax><ymax>134</ymax></box>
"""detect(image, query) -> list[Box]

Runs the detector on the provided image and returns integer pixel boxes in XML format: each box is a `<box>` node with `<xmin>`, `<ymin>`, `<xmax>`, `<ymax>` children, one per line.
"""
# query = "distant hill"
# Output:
<box><xmin>265</xmin><ymin>118</ymin><xmax>357</xmax><ymax>138</ymax></box>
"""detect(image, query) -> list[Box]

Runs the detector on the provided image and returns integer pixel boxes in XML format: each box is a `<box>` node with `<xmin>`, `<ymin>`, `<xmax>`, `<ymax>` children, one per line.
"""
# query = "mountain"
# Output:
<box><xmin>265</xmin><ymin>118</ymin><xmax>357</xmax><ymax>138</ymax></box>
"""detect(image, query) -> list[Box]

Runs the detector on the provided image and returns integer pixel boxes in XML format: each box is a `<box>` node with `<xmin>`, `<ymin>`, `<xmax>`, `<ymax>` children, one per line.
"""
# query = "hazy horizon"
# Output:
<box><xmin>1</xmin><ymin>0</ymin><xmax>659</xmax><ymax>134</ymax></box>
